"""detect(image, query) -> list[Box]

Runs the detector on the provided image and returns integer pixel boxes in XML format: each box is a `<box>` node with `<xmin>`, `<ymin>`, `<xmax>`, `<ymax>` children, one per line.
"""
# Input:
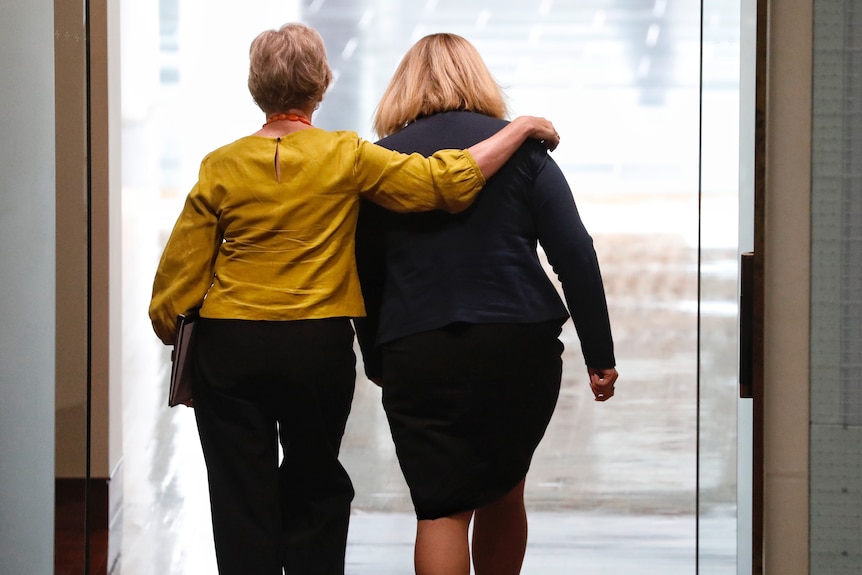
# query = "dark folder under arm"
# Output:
<box><xmin>169</xmin><ymin>308</ymin><xmax>200</xmax><ymax>408</ymax></box>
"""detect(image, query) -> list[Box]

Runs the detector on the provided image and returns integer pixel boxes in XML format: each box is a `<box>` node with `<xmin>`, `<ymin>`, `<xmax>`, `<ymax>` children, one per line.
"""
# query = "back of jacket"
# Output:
<box><xmin>355</xmin><ymin>110</ymin><xmax>615</xmax><ymax>376</ymax></box>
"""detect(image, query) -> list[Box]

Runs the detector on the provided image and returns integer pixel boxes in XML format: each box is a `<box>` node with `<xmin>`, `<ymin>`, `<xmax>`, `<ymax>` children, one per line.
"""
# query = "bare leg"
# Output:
<box><xmin>414</xmin><ymin>511</ymin><xmax>474</xmax><ymax>575</ymax></box>
<box><xmin>471</xmin><ymin>479</ymin><xmax>528</xmax><ymax>575</ymax></box>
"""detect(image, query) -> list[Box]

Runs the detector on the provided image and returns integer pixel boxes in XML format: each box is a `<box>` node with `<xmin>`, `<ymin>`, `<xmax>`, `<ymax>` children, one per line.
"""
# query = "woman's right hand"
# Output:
<box><xmin>511</xmin><ymin>115</ymin><xmax>560</xmax><ymax>151</ymax></box>
<box><xmin>588</xmin><ymin>367</ymin><xmax>619</xmax><ymax>401</ymax></box>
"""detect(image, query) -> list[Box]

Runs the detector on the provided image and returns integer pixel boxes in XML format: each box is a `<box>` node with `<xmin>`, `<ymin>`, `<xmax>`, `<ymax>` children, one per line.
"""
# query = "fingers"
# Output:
<box><xmin>537</xmin><ymin>118</ymin><xmax>560</xmax><ymax>151</ymax></box>
<box><xmin>593</xmin><ymin>368</ymin><xmax>618</xmax><ymax>387</ymax></box>
<box><xmin>588</xmin><ymin>367</ymin><xmax>619</xmax><ymax>402</ymax></box>
<box><xmin>592</xmin><ymin>383</ymin><xmax>613</xmax><ymax>401</ymax></box>
<box><xmin>542</xmin><ymin>133</ymin><xmax>560</xmax><ymax>152</ymax></box>
<box><xmin>517</xmin><ymin>116</ymin><xmax>560</xmax><ymax>151</ymax></box>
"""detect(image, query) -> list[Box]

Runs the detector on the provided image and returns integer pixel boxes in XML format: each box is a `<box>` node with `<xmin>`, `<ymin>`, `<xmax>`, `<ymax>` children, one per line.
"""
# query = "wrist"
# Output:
<box><xmin>512</xmin><ymin>116</ymin><xmax>535</xmax><ymax>139</ymax></box>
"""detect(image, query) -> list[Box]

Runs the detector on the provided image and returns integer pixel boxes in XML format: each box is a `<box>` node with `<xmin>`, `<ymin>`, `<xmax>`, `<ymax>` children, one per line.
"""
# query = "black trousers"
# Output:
<box><xmin>192</xmin><ymin>317</ymin><xmax>356</xmax><ymax>575</ymax></box>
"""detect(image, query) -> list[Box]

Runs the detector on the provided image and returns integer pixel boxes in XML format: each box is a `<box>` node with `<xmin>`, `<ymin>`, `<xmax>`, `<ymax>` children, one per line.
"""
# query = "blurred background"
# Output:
<box><xmin>119</xmin><ymin>0</ymin><xmax>744</xmax><ymax>573</ymax></box>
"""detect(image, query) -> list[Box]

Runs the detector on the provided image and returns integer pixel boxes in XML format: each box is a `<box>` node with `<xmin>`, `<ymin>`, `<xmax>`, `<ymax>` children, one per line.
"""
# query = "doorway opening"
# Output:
<box><xmin>119</xmin><ymin>1</ymin><xmax>742</xmax><ymax>572</ymax></box>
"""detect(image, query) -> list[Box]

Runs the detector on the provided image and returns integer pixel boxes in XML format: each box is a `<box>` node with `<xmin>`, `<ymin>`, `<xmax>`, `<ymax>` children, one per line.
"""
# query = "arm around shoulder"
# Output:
<box><xmin>467</xmin><ymin>116</ymin><xmax>560</xmax><ymax>180</ymax></box>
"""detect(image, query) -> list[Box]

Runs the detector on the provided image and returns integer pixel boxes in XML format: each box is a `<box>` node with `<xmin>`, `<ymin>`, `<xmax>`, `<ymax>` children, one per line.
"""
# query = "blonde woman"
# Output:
<box><xmin>355</xmin><ymin>34</ymin><xmax>618</xmax><ymax>575</ymax></box>
<box><xmin>149</xmin><ymin>23</ymin><xmax>559</xmax><ymax>575</ymax></box>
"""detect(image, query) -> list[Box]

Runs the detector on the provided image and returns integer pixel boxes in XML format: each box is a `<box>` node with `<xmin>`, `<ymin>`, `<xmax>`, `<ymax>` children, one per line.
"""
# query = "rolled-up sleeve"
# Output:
<box><xmin>353</xmin><ymin>139</ymin><xmax>485</xmax><ymax>213</ymax></box>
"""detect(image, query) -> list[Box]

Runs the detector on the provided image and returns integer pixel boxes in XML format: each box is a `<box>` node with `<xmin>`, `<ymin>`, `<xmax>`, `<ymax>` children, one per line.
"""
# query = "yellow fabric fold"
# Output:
<box><xmin>149</xmin><ymin>129</ymin><xmax>484</xmax><ymax>344</ymax></box>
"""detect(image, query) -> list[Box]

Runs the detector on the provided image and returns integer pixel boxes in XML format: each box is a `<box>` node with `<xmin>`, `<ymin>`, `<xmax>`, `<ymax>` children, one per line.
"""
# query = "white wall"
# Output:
<box><xmin>0</xmin><ymin>1</ymin><xmax>57</xmax><ymax>572</ymax></box>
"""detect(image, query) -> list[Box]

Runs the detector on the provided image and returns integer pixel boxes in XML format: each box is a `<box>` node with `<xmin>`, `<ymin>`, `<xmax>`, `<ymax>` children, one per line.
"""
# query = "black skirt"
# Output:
<box><xmin>381</xmin><ymin>321</ymin><xmax>564</xmax><ymax>520</ymax></box>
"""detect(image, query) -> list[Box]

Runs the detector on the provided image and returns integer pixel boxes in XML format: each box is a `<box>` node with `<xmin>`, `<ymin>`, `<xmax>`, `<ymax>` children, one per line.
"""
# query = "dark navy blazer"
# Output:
<box><xmin>355</xmin><ymin>111</ymin><xmax>615</xmax><ymax>378</ymax></box>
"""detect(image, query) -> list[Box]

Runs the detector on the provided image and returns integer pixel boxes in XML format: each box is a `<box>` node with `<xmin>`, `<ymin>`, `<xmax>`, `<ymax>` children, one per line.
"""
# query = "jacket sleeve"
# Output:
<box><xmin>353</xmin><ymin>138</ymin><xmax>485</xmax><ymax>214</ymax></box>
<box><xmin>531</xmin><ymin>152</ymin><xmax>616</xmax><ymax>369</ymax></box>
<box><xmin>148</xmin><ymin>164</ymin><xmax>222</xmax><ymax>345</ymax></box>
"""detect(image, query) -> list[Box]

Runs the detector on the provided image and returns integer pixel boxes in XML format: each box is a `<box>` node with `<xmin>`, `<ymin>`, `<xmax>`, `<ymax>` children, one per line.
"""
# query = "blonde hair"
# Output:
<box><xmin>248</xmin><ymin>23</ymin><xmax>333</xmax><ymax>115</ymax></box>
<box><xmin>373</xmin><ymin>33</ymin><xmax>508</xmax><ymax>137</ymax></box>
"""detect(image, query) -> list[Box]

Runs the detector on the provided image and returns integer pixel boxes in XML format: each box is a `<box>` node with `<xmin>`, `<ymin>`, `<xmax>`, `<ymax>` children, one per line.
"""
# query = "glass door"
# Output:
<box><xmin>697</xmin><ymin>0</ymin><xmax>747</xmax><ymax>573</ymax></box>
<box><xmin>119</xmin><ymin>0</ymin><xmax>745</xmax><ymax>572</ymax></box>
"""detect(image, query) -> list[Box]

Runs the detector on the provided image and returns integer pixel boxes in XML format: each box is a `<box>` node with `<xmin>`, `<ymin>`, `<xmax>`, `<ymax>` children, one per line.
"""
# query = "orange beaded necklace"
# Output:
<box><xmin>263</xmin><ymin>113</ymin><xmax>312</xmax><ymax>127</ymax></box>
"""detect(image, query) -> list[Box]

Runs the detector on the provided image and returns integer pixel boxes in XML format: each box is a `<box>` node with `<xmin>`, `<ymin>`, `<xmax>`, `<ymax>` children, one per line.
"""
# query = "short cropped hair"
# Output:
<box><xmin>248</xmin><ymin>23</ymin><xmax>333</xmax><ymax>115</ymax></box>
<box><xmin>373</xmin><ymin>33</ymin><xmax>508</xmax><ymax>138</ymax></box>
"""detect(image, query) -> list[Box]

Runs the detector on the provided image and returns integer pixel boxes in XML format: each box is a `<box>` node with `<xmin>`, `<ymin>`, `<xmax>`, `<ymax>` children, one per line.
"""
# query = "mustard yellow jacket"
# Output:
<box><xmin>149</xmin><ymin>128</ymin><xmax>484</xmax><ymax>344</ymax></box>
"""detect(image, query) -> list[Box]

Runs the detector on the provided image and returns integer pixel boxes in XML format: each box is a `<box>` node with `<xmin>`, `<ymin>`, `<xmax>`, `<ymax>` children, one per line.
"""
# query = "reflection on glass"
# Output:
<box><xmin>120</xmin><ymin>1</ymin><xmax>740</xmax><ymax>572</ymax></box>
<box><xmin>699</xmin><ymin>1</ymin><xmax>742</xmax><ymax>573</ymax></box>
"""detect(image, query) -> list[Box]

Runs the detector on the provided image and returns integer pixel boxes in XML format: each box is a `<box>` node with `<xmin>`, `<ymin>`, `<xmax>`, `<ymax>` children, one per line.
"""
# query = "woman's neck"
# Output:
<box><xmin>254</xmin><ymin>107</ymin><xmax>315</xmax><ymax>137</ymax></box>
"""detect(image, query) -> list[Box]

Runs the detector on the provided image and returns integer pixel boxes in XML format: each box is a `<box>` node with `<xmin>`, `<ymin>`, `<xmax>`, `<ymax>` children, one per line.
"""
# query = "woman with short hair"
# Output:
<box><xmin>149</xmin><ymin>23</ymin><xmax>560</xmax><ymax>575</ymax></box>
<box><xmin>356</xmin><ymin>33</ymin><xmax>618</xmax><ymax>575</ymax></box>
